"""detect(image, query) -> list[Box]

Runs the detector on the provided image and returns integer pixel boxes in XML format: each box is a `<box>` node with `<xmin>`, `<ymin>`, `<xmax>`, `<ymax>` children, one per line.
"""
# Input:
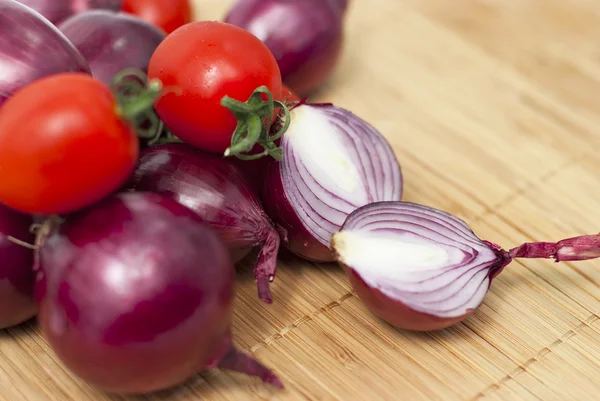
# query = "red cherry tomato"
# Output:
<box><xmin>148</xmin><ymin>21</ymin><xmax>283</xmax><ymax>155</ymax></box>
<box><xmin>122</xmin><ymin>0</ymin><xmax>192</xmax><ymax>34</ymax></box>
<box><xmin>0</xmin><ymin>73</ymin><xmax>139</xmax><ymax>215</ymax></box>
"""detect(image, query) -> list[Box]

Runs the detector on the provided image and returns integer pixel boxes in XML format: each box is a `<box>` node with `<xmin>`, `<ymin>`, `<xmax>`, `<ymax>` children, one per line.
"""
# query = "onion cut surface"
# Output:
<box><xmin>332</xmin><ymin>201</ymin><xmax>600</xmax><ymax>331</ymax></box>
<box><xmin>333</xmin><ymin>202</ymin><xmax>498</xmax><ymax>319</ymax></box>
<box><xmin>263</xmin><ymin>104</ymin><xmax>402</xmax><ymax>262</ymax></box>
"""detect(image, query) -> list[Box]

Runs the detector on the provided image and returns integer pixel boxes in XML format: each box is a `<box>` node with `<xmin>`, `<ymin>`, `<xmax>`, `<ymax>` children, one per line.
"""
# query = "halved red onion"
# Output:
<box><xmin>262</xmin><ymin>103</ymin><xmax>402</xmax><ymax>262</ymax></box>
<box><xmin>331</xmin><ymin>201</ymin><xmax>600</xmax><ymax>331</ymax></box>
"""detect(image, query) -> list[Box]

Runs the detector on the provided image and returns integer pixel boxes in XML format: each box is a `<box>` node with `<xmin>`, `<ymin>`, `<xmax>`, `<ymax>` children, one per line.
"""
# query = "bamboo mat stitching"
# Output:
<box><xmin>240</xmin><ymin>155</ymin><xmax>577</xmax><ymax>356</ymax></box>
<box><xmin>410</xmin><ymin>8</ymin><xmax>600</xmax><ymax>150</ymax></box>
<box><xmin>400</xmin><ymin>148</ymin><xmax>574</xmax><ymax>218</ymax></box>
<box><xmin>229</xmin><ymin>152</ymin><xmax>590</xmax><ymax>401</ymax></box>
<box><xmin>248</xmin><ymin>292</ymin><xmax>356</xmax><ymax>354</ymax></box>
<box><xmin>3</xmin><ymin>149</ymin><xmax>578</xmax><ymax>400</ymax></box>
<box><xmin>470</xmin><ymin>314</ymin><xmax>600</xmax><ymax>400</ymax></box>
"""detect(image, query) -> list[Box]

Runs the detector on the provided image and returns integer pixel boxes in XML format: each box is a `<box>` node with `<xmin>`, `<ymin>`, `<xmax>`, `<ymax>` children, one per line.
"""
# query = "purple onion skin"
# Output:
<box><xmin>35</xmin><ymin>192</ymin><xmax>282</xmax><ymax>394</ymax></box>
<box><xmin>129</xmin><ymin>143</ymin><xmax>281</xmax><ymax>304</ymax></box>
<box><xmin>329</xmin><ymin>0</ymin><xmax>349</xmax><ymax>15</ymax></box>
<box><xmin>0</xmin><ymin>205</ymin><xmax>36</xmax><ymax>329</ymax></box>
<box><xmin>263</xmin><ymin>160</ymin><xmax>335</xmax><ymax>263</ymax></box>
<box><xmin>224</xmin><ymin>0</ymin><xmax>346</xmax><ymax>97</ymax></box>
<box><xmin>16</xmin><ymin>0</ymin><xmax>123</xmax><ymax>25</ymax></box>
<box><xmin>261</xmin><ymin>103</ymin><xmax>402</xmax><ymax>263</ymax></box>
<box><xmin>58</xmin><ymin>10</ymin><xmax>166</xmax><ymax>86</ymax></box>
<box><xmin>0</xmin><ymin>0</ymin><xmax>90</xmax><ymax>106</ymax></box>
<box><xmin>331</xmin><ymin>201</ymin><xmax>600</xmax><ymax>332</ymax></box>
<box><xmin>344</xmin><ymin>268</ymin><xmax>473</xmax><ymax>332</ymax></box>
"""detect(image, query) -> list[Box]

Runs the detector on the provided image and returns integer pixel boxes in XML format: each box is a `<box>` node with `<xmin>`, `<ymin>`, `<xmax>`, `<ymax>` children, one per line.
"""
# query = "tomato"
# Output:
<box><xmin>148</xmin><ymin>21</ymin><xmax>283</xmax><ymax>155</ymax></box>
<box><xmin>122</xmin><ymin>0</ymin><xmax>192</xmax><ymax>34</ymax></box>
<box><xmin>0</xmin><ymin>73</ymin><xmax>139</xmax><ymax>215</ymax></box>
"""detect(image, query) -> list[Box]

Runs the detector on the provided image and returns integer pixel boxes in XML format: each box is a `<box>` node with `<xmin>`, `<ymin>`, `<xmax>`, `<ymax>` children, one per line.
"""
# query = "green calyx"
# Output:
<box><xmin>221</xmin><ymin>86</ymin><xmax>291</xmax><ymax>161</ymax></box>
<box><xmin>111</xmin><ymin>68</ymin><xmax>178</xmax><ymax>146</ymax></box>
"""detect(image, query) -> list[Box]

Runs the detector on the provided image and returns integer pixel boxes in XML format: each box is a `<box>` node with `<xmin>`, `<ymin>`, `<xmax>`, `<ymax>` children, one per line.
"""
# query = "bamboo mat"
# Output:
<box><xmin>2</xmin><ymin>0</ymin><xmax>600</xmax><ymax>400</ymax></box>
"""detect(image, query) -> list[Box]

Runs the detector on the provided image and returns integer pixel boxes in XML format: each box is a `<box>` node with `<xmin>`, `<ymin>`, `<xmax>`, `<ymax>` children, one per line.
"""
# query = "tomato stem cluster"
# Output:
<box><xmin>111</xmin><ymin>68</ymin><xmax>170</xmax><ymax>146</ymax></box>
<box><xmin>221</xmin><ymin>86</ymin><xmax>291</xmax><ymax>161</ymax></box>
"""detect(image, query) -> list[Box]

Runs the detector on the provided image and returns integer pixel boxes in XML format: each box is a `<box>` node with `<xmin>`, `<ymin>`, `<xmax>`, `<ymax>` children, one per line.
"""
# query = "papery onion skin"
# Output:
<box><xmin>0</xmin><ymin>205</ymin><xmax>36</xmax><ymax>329</ymax></box>
<box><xmin>16</xmin><ymin>0</ymin><xmax>122</xmax><ymax>25</ymax></box>
<box><xmin>129</xmin><ymin>143</ymin><xmax>281</xmax><ymax>304</ymax></box>
<box><xmin>35</xmin><ymin>192</ymin><xmax>282</xmax><ymax>393</ymax></box>
<box><xmin>329</xmin><ymin>0</ymin><xmax>349</xmax><ymax>15</ymax></box>
<box><xmin>224</xmin><ymin>0</ymin><xmax>347</xmax><ymax>97</ymax></box>
<box><xmin>58</xmin><ymin>10</ymin><xmax>166</xmax><ymax>86</ymax></box>
<box><xmin>0</xmin><ymin>0</ymin><xmax>90</xmax><ymax>106</ymax></box>
<box><xmin>263</xmin><ymin>160</ymin><xmax>334</xmax><ymax>262</ymax></box>
<box><xmin>262</xmin><ymin>103</ymin><xmax>402</xmax><ymax>262</ymax></box>
<box><xmin>332</xmin><ymin>201</ymin><xmax>600</xmax><ymax>332</ymax></box>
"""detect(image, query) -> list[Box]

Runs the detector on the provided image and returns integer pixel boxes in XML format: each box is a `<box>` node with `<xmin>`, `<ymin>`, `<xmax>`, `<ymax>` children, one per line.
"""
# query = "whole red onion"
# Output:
<box><xmin>0</xmin><ymin>0</ymin><xmax>90</xmax><ymax>106</ymax></box>
<box><xmin>332</xmin><ymin>201</ymin><xmax>600</xmax><ymax>331</ymax></box>
<box><xmin>58</xmin><ymin>10</ymin><xmax>166</xmax><ymax>86</ymax></box>
<box><xmin>35</xmin><ymin>192</ymin><xmax>282</xmax><ymax>394</ymax></box>
<box><xmin>224</xmin><ymin>0</ymin><xmax>347</xmax><ymax>97</ymax></box>
<box><xmin>329</xmin><ymin>0</ymin><xmax>349</xmax><ymax>15</ymax></box>
<box><xmin>129</xmin><ymin>143</ymin><xmax>282</xmax><ymax>304</ymax></box>
<box><xmin>261</xmin><ymin>103</ymin><xmax>403</xmax><ymax>262</ymax></box>
<box><xmin>0</xmin><ymin>204</ymin><xmax>36</xmax><ymax>329</ymax></box>
<box><xmin>16</xmin><ymin>0</ymin><xmax>122</xmax><ymax>25</ymax></box>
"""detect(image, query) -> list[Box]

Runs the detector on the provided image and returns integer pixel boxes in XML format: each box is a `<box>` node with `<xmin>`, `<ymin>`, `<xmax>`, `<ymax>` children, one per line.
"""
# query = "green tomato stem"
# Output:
<box><xmin>111</xmin><ymin>68</ymin><xmax>176</xmax><ymax>145</ymax></box>
<box><xmin>118</xmin><ymin>80</ymin><xmax>163</xmax><ymax>121</ymax></box>
<box><xmin>221</xmin><ymin>86</ymin><xmax>291</xmax><ymax>161</ymax></box>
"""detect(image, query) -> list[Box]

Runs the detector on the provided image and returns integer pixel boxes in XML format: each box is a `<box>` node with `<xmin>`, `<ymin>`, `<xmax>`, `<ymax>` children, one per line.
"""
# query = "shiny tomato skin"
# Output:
<box><xmin>0</xmin><ymin>73</ymin><xmax>139</xmax><ymax>215</ymax></box>
<box><xmin>122</xmin><ymin>0</ymin><xmax>192</xmax><ymax>34</ymax></box>
<box><xmin>148</xmin><ymin>21</ymin><xmax>283</xmax><ymax>155</ymax></box>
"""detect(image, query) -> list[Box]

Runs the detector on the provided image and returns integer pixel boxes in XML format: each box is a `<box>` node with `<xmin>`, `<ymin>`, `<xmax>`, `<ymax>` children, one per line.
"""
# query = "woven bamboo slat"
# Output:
<box><xmin>1</xmin><ymin>0</ymin><xmax>599</xmax><ymax>399</ymax></box>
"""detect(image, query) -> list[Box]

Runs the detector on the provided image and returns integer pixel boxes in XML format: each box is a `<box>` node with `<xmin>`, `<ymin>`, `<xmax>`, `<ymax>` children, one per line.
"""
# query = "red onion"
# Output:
<box><xmin>35</xmin><ymin>192</ymin><xmax>282</xmax><ymax>394</ymax></box>
<box><xmin>0</xmin><ymin>0</ymin><xmax>90</xmax><ymax>106</ymax></box>
<box><xmin>261</xmin><ymin>103</ymin><xmax>402</xmax><ymax>262</ymax></box>
<box><xmin>129</xmin><ymin>143</ymin><xmax>281</xmax><ymax>304</ymax></box>
<box><xmin>331</xmin><ymin>201</ymin><xmax>600</xmax><ymax>332</ymax></box>
<box><xmin>58</xmin><ymin>10</ymin><xmax>166</xmax><ymax>86</ymax></box>
<box><xmin>224</xmin><ymin>0</ymin><xmax>347</xmax><ymax>97</ymax></box>
<box><xmin>0</xmin><ymin>205</ymin><xmax>35</xmax><ymax>329</ymax></box>
<box><xmin>16</xmin><ymin>0</ymin><xmax>122</xmax><ymax>25</ymax></box>
<box><xmin>329</xmin><ymin>0</ymin><xmax>349</xmax><ymax>15</ymax></box>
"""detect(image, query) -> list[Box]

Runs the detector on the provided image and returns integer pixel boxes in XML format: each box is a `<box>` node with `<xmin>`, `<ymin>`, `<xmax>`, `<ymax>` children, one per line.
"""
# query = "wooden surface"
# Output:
<box><xmin>2</xmin><ymin>0</ymin><xmax>600</xmax><ymax>400</ymax></box>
